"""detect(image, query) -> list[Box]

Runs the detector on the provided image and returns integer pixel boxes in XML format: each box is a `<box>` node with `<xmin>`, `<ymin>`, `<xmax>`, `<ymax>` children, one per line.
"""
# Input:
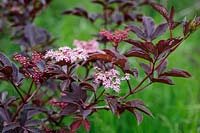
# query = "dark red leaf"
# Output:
<box><xmin>89</xmin><ymin>51</ymin><xmax>130</xmax><ymax>71</ymax></box>
<box><xmin>92</xmin><ymin>0</ymin><xmax>106</xmax><ymax>7</ymax></box>
<box><xmin>0</xmin><ymin>66</ymin><xmax>13</xmax><ymax>77</ymax></box>
<box><xmin>125</xmin><ymin>48</ymin><xmax>152</xmax><ymax>62</ymax></box>
<box><xmin>160</xmin><ymin>68</ymin><xmax>191</xmax><ymax>78</ymax></box>
<box><xmin>82</xmin><ymin>119</ymin><xmax>90</xmax><ymax>132</ymax></box>
<box><xmin>149</xmin><ymin>2</ymin><xmax>168</xmax><ymax>19</ymax></box>
<box><xmin>152</xmin><ymin>76</ymin><xmax>174</xmax><ymax>85</ymax></box>
<box><xmin>62</xmin><ymin>7</ymin><xmax>88</xmax><ymax>18</ymax></box>
<box><xmin>70</xmin><ymin>120</ymin><xmax>82</xmax><ymax>132</ymax></box>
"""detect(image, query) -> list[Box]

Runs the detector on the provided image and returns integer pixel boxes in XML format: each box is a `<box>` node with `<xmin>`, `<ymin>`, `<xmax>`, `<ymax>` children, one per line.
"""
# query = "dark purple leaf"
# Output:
<box><xmin>60</xmin><ymin>79</ymin><xmax>71</xmax><ymax>91</ymax></box>
<box><xmin>61</xmin><ymin>104</ymin><xmax>78</xmax><ymax>116</ymax></box>
<box><xmin>2</xmin><ymin>122</ymin><xmax>20</xmax><ymax>133</ymax></box>
<box><xmin>142</xmin><ymin>16</ymin><xmax>155</xmax><ymax>40</ymax></box>
<box><xmin>4</xmin><ymin>96</ymin><xmax>17</xmax><ymax>106</ymax></box>
<box><xmin>160</xmin><ymin>68</ymin><xmax>191</xmax><ymax>78</ymax></box>
<box><xmin>135</xmin><ymin>105</ymin><xmax>154</xmax><ymax>117</ymax></box>
<box><xmin>27</xmin><ymin>110</ymin><xmax>41</xmax><ymax>120</ymax></box>
<box><xmin>24</xmin><ymin>120</ymin><xmax>42</xmax><ymax>127</ymax></box>
<box><xmin>26</xmin><ymin>128</ymin><xmax>41</xmax><ymax>133</ymax></box>
<box><xmin>126</xmin><ymin>99</ymin><xmax>145</xmax><ymax>107</ymax></box>
<box><xmin>151</xmin><ymin>23</ymin><xmax>168</xmax><ymax>39</ymax></box>
<box><xmin>24</xmin><ymin>23</ymin><xmax>51</xmax><ymax>47</ymax></box>
<box><xmin>133</xmin><ymin>110</ymin><xmax>143</xmax><ymax>125</ymax></box>
<box><xmin>106</xmin><ymin>96</ymin><xmax>118</xmax><ymax>114</ymax></box>
<box><xmin>11</xmin><ymin>63</ymin><xmax>24</xmax><ymax>86</ymax></box>
<box><xmin>132</xmin><ymin>68</ymin><xmax>138</xmax><ymax>79</ymax></box>
<box><xmin>82</xmin><ymin>110</ymin><xmax>92</xmax><ymax>119</ymax></box>
<box><xmin>127</xmin><ymin>25</ymin><xmax>145</xmax><ymax>40</ymax></box>
<box><xmin>139</xmin><ymin>63</ymin><xmax>151</xmax><ymax>74</ymax></box>
<box><xmin>0</xmin><ymin>52</ymin><xmax>12</xmax><ymax>67</ymax></box>
<box><xmin>152</xmin><ymin>76</ymin><xmax>174</xmax><ymax>85</ymax></box>
<box><xmin>0</xmin><ymin>108</ymin><xmax>11</xmax><ymax>122</ymax></box>
<box><xmin>157</xmin><ymin>60</ymin><xmax>168</xmax><ymax>76</ymax></box>
<box><xmin>0</xmin><ymin>19</ymin><xmax>3</xmax><ymax>31</ymax></box>
<box><xmin>80</xmin><ymin>82</ymin><xmax>96</xmax><ymax>92</ymax></box>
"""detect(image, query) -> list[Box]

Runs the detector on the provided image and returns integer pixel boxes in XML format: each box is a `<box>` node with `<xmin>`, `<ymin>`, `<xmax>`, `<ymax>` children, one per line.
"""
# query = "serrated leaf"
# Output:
<box><xmin>150</xmin><ymin>2</ymin><xmax>168</xmax><ymax>19</ymax></box>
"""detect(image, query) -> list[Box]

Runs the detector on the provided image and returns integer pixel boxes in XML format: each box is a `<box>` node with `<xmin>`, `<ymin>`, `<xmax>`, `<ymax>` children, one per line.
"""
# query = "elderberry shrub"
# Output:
<box><xmin>0</xmin><ymin>0</ymin><xmax>199</xmax><ymax>132</ymax></box>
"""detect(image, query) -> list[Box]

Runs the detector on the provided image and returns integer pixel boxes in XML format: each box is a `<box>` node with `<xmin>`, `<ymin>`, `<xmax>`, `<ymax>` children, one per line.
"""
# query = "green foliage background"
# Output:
<box><xmin>0</xmin><ymin>0</ymin><xmax>200</xmax><ymax>132</ymax></box>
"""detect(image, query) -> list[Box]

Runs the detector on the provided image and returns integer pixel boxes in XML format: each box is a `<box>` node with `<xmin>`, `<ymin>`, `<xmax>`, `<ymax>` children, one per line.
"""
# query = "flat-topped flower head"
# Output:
<box><xmin>94</xmin><ymin>67</ymin><xmax>130</xmax><ymax>92</ymax></box>
<box><xmin>44</xmin><ymin>46</ymin><xmax>88</xmax><ymax>63</ymax></box>
<box><xmin>73</xmin><ymin>39</ymin><xmax>99</xmax><ymax>53</ymax></box>
<box><xmin>100</xmin><ymin>29</ymin><xmax>130</xmax><ymax>46</ymax></box>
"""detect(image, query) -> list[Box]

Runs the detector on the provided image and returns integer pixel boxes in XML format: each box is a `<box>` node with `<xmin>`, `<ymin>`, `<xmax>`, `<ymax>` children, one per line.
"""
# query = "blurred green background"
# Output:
<box><xmin>1</xmin><ymin>0</ymin><xmax>200</xmax><ymax>132</ymax></box>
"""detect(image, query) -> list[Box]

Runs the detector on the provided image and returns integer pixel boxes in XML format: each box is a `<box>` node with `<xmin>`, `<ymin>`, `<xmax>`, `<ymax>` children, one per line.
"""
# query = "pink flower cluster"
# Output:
<box><xmin>100</xmin><ymin>29</ymin><xmax>130</xmax><ymax>46</ymax></box>
<box><xmin>14</xmin><ymin>54</ymin><xmax>29</xmax><ymax>68</ymax></box>
<box><xmin>44</xmin><ymin>46</ymin><xmax>88</xmax><ymax>63</ymax></box>
<box><xmin>73</xmin><ymin>39</ymin><xmax>99</xmax><ymax>53</ymax></box>
<box><xmin>50</xmin><ymin>98</ymin><xmax>68</xmax><ymax>109</ymax></box>
<box><xmin>94</xmin><ymin>67</ymin><xmax>130</xmax><ymax>92</ymax></box>
<box><xmin>14</xmin><ymin>52</ymin><xmax>43</xmax><ymax>83</ymax></box>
